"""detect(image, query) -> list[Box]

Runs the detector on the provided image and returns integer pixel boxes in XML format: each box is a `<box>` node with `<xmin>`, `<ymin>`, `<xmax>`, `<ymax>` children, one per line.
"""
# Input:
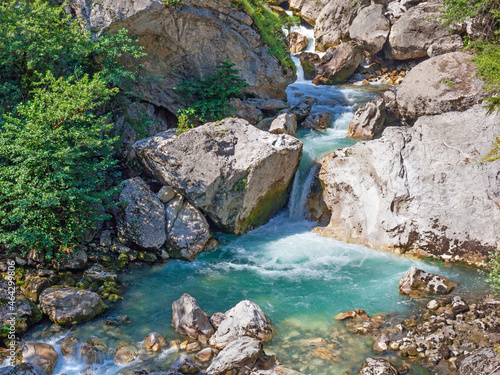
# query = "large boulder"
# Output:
<box><xmin>287</xmin><ymin>32</ymin><xmax>309</xmax><ymax>54</ymax></box>
<box><xmin>312</xmin><ymin>41</ymin><xmax>364</xmax><ymax>85</ymax></box>
<box><xmin>357</xmin><ymin>358</ymin><xmax>399</xmax><ymax>375</ymax></box>
<box><xmin>387</xmin><ymin>2</ymin><xmax>456</xmax><ymax>60</ymax></box>
<box><xmin>399</xmin><ymin>267</ymin><xmax>454</xmax><ymax>297</ymax></box>
<box><xmin>314</xmin><ymin>105</ymin><xmax>500</xmax><ymax>266</ymax></box>
<box><xmin>209</xmin><ymin>300</ymin><xmax>274</xmax><ymax>349</ymax></box>
<box><xmin>165</xmin><ymin>195</ymin><xmax>211</xmax><ymax>261</ymax></box>
<box><xmin>69</xmin><ymin>0</ymin><xmax>294</xmax><ymax>113</ymax></box>
<box><xmin>289</xmin><ymin>0</ymin><xmax>329</xmax><ymax>25</ymax></box>
<box><xmin>22</xmin><ymin>342</ymin><xmax>58</xmax><ymax>375</ymax></box>
<box><xmin>206</xmin><ymin>337</ymin><xmax>262</xmax><ymax>375</ymax></box>
<box><xmin>297</xmin><ymin>52</ymin><xmax>320</xmax><ymax>80</ymax></box>
<box><xmin>313</xmin><ymin>0</ymin><xmax>370</xmax><ymax>51</ymax></box>
<box><xmin>39</xmin><ymin>287</ymin><xmax>106</xmax><ymax>325</ymax></box>
<box><xmin>134</xmin><ymin>118</ymin><xmax>303</xmax><ymax>234</ymax></box>
<box><xmin>349</xmin><ymin>4</ymin><xmax>390</xmax><ymax>55</ymax></box>
<box><xmin>457</xmin><ymin>348</ymin><xmax>500</xmax><ymax>375</ymax></box>
<box><xmin>427</xmin><ymin>35</ymin><xmax>464</xmax><ymax>57</ymax></box>
<box><xmin>269</xmin><ymin>113</ymin><xmax>297</xmax><ymax>136</ymax></box>
<box><xmin>172</xmin><ymin>294</ymin><xmax>215</xmax><ymax>342</ymax></box>
<box><xmin>396</xmin><ymin>52</ymin><xmax>485</xmax><ymax>121</ymax></box>
<box><xmin>347</xmin><ymin>98</ymin><xmax>386</xmax><ymax>140</ymax></box>
<box><xmin>117</xmin><ymin>177</ymin><xmax>166</xmax><ymax>250</ymax></box>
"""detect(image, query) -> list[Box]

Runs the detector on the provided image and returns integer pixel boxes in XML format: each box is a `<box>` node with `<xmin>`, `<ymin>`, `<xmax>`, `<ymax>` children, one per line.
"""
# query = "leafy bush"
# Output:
<box><xmin>176</xmin><ymin>61</ymin><xmax>248</xmax><ymax>124</ymax></box>
<box><xmin>481</xmin><ymin>240</ymin><xmax>500</xmax><ymax>294</ymax></box>
<box><xmin>0</xmin><ymin>0</ymin><xmax>143</xmax><ymax>258</ymax></box>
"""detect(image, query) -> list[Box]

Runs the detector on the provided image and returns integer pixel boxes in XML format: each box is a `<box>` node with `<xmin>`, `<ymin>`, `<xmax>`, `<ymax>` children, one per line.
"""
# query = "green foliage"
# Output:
<box><xmin>161</xmin><ymin>0</ymin><xmax>182</xmax><ymax>6</ymax></box>
<box><xmin>231</xmin><ymin>0</ymin><xmax>295</xmax><ymax>70</ymax></box>
<box><xmin>0</xmin><ymin>0</ymin><xmax>143</xmax><ymax>257</ymax></box>
<box><xmin>176</xmin><ymin>61</ymin><xmax>248</xmax><ymax>124</ymax></box>
<box><xmin>176</xmin><ymin>107</ymin><xmax>196</xmax><ymax>135</ymax></box>
<box><xmin>481</xmin><ymin>240</ymin><xmax>500</xmax><ymax>294</ymax></box>
<box><xmin>442</xmin><ymin>0</ymin><xmax>500</xmax><ymax>39</ymax></box>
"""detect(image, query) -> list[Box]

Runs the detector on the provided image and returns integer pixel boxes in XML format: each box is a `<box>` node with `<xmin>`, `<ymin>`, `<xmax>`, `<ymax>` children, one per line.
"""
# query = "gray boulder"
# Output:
<box><xmin>117</xmin><ymin>177</ymin><xmax>166</xmax><ymax>250</ymax></box>
<box><xmin>397</xmin><ymin>52</ymin><xmax>485</xmax><ymax>121</ymax></box>
<box><xmin>386</xmin><ymin>1</ymin><xmax>406</xmax><ymax>24</ymax></box>
<box><xmin>357</xmin><ymin>358</ymin><xmax>398</xmax><ymax>375</ymax></box>
<box><xmin>287</xmin><ymin>32</ymin><xmax>309</xmax><ymax>54</ymax></box>
<box><xmin>457</xmin><ymin>347</ymin><xmax>500</xmax><ymax>375</ymax></box>
<box><xmin>22</xmin><ymin>342</ymin><xmax>58</xmax><ymax>375</ymax></box>
<box><xmin>165</xmin><ymin>195</ymin><xmax>211</xmax><ymax>261</ymax></box>
<box><xmin>229</xmin><ymin>98</ymin><xmax>263</xmax><ymax>125</ymax></box>
<box><xmin>347</xmin><ymin>98</ymin><xmax>386</xmax><ymax>140</ymax></box>
<box><xmin>315</xmin><ymin>105</ymin><xmax>500</xmax><ymax>266</ymax></box>
<box><xmin>206</xmin><ymin>337</ymin><xmax>262</xmax><ymax>375</ymax></box>
<box><xmin>301</xmin><ymin>113</ymin><xmax>331</xmax><ymax>131</ymax></box>
<box><xmin>313</xmin><ymin>41</ymin><xmax>364</xmax><ymax>85</ymax></box>
<box><xmin>297</xmin><ymin>52</ymin><xmax>320</xmax><ymax>80</ymax></box>
<box><xmin>172</xmin><ymin>294</ymin><xmax>215</xmax><ymax>343</ymax></box>
<box><xmin>349</xmin><ymin>4</ymin><xmax>390</xmax><ymax>55</ymax></box>
<box><xmin>399</xmin><ymin>267</ymin><xmax>454</xmax><ymax>297</ymax></box>
<box><xmin>427</xmin><ymin>35</ymin><xmax>464</xmax><ymax>57</ymax></box>
<box><xmin>289</xmin><ymin>0</ymin><xmax>329</xmax><ymax>25</ymax></box>
<box><xmin>209</xmin><ymin>300</ymin><xmax>274</xmax><ymax>349</ymax></box>
<box><xmin>269</xmin><ymin>113</ymin><xmax>297</xmax><ymax>136</ymax></box>
<box><xmin>387</xmin><ymin>2</ymin><xmax>455</xmax><ymax>60</ymax></box>
<box><xmin>0</xmin><ymin>364</ymin><xmax>47</xmax><ymax>375</ymax></box>
<box><xmin>134</xmin><ymin>118</ymin><xmax>303</xmax><ymax>234</ymax></box>
<box><xmin>53</xmin><ymin>248</ymin><xmax>88</xmax><ymax>271</ymax></box>
<box><xmin>39</xmin><ymin>287</ymin><xmax>106</xmax><ymax>325</ymax></box>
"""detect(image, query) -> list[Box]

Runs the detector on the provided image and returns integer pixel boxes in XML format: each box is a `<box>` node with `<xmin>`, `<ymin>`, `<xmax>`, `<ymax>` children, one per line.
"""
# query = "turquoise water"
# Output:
<box><xmin>22</xmin><ymin>81</ymin><xmax>487</xmax><ymax>375</ymax></box>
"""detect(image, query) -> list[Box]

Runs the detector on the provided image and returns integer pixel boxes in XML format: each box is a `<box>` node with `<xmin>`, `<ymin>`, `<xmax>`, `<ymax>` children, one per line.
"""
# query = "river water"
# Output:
<box><xmin>17</xmin><ymin>23</ymin><xmax>486</xmax><ymax>375</ymax></box>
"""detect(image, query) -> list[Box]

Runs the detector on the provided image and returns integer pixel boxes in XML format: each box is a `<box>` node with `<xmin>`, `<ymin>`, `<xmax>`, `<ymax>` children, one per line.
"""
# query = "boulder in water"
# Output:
<box><xmin>172</xmin><ymin>294</ymin><xmax>215</xmax><ymax>343</ymax></box>
<box><xmin>61</xmin><ymin>336</ymin><xmax>79</xmax><ymax>358</ymax></box>
<box><xmin>313</xmin><ymin>41</ymin><xmax>364</xmax><ymax>85</ymax></box>
<box><xmin>206</xmin><ymin>336</ymin><xmax>262</xmax><ymax>375</ymax></box>
<box><xmin>269</xmin><ymin>113</ymin><xmax>297</xmax><ymax>136</ymax></box>
<box><xmin>356</xmin><ymin>358</ymin><xmax>399</xmax><ymax>375</ymax></box>
<box><xmin>0</xmin><ymin>363</ymin><xmax>47</xmax><ymax>375</ymax></box>
<box><xmin>144</xmin><ymin>332</ymin><xmax>168</xmax><ymax>352</ymax></box>
<box><xmin>22</xmin><ymin>342</ymin><xmax>58</xmax><ymax>375</ymax></box>
<box><xmin>297</xmin><ymin>52</ymin><xmax>320</xmax><ymax>80</ymax></box>
<box><xmin>457</xmin><ymin>347</ymin><xmax>500</xmax><ymax>375</ymax></box>
<box><xmin>301</xmin><ymin>113</ymin><xmax>331</xmax><ymax>131</ymax></box>
<box><xmin>288</xmin><ymin>32</ymin><xmax>309</xmax><ymax>54</ymax></box>
<box><xmin>347</xmin><ymin>98</ymin><xmax>386</xmax><ymax>140</ymax></box>
<box><xmin>399</xmin><ymin>267</ymin><xmax>454</xmax><ymax>297</ymax></box>
<box><xmin>171</xmin><ymin>354</ymin><xmax>200</xmax><ymax>374</ymax></box>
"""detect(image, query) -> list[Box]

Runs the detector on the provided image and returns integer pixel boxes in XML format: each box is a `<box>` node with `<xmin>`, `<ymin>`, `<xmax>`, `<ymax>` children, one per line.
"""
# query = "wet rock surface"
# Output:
<box><xmin>21</xmin><ymin>342</ymin><xmax>58</xmax><ymax>375</ymax></box>
<box><xmin>347</xmin><ymin>98</ymin><xmax>386</xmax><ymax>140</ymax></box>
<box><xmin>313</xmin><ymin>41</ymin><xmax>364</xmax><ymax>85</ymax></box>
<box><xmin>172</xmin><ymin>294</ymin><xmax>215</xmax><ymax>343</ymax></box>
<box><xmin>399</xmin><ymin>267</ymin><xmax>455</xmax><ymax>297</ymax></box>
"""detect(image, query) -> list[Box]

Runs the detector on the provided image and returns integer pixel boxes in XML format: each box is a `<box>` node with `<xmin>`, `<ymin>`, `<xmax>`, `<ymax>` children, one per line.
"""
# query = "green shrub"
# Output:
<box><xmin>0</xmin><ymin>0</ymin><xmax>143</xmax><ymax>258</ymax></box>
<box><xmin>481</xmin><ymin>240</ymin><xmax>500</xmax><ymax>294</ymax></box>
<box><xmin>175</xmin><ymin>60</ymin><xmax>248</xmax><ymax>124</ymax></box>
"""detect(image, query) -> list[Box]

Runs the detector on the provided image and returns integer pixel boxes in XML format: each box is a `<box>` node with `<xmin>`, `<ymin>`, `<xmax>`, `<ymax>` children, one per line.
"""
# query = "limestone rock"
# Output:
<box><xmin>347</xmin><ymin>98</ymin><xmax>386</xmax><ymax>140</ymax></box>
<box><xmin>158</xmin><ymin>185</ymin><xmax>176</xmax><ymax>204</ymax></box>
<box><xmin>397</xmin><ymin>52</ymin><xmax>485</xmax><ymax>121</ymax></box>
<box><xmin>144</xmin><ymin>332</ymin><xmax>168</xmax><ymax>352</ymax></box>
<box><xmin>117</xmin><ymin>177</ymin><xmax>166</xmax><ymax>250</ymax></box>
<box><xmin>80</xmin><ymin>340</ymin><xmax>103</xmax><ymax>365</ymax></box>
<box><xmin>53</xmin><ymin>248</ymin><xmax>88</xmax><ymax>271</ymax></box>
<box><xmin>387</xmin><ymin>2</ymin><xmax>455</xmax><ymax>60</ymax></box>
<box><xmin>243</xmin><ymin>99</ymin><xmax>290</xmax><ymax>114</ymax></box>
<box><xmin>210</xmin><ymin>312</ymin><xmax>227</xmax><ymax>330</ymax></box>
<box><xmin>61</xmin><ymin>337</ymin><xmax>79</xmax><ymax>358</ymax></box>
<box><xmin>314</xmin><ymin>0</ymin><xmax>370</xmax><ymax>51</ymax></box>
<box><xmin>196</xmin><ymin>347</ymin><xmax>213</xmax><ymax>362</ymax></box>
<box><xmin>301</xmin><ymin>113</ymin><xmax>331</xmax><ymax>131</ymax></box>
<box><xmin>269</xmin><ymin>113</ymin><xmax>297</xmax><ymax>136</ymax></box>
<box><xmin>288</xmin><ymin>32</ymin><xmax>309</xmax><ymax>54</ymax></box>
<box><xmin>399</xmin><ymin>267</ymin><xmax>454</xmax><ymax>297</ymax></box>
<box><xmin>357</xmin><ymin>358</ymin><xmax>398</xmax><ymax>375</ymax></box>
<box><xmin>171</xmin><ymin>354</ymin><xmax>200</xmax><ymax>374</ymax></box>
<box><xmin>21</xmin><ymin>276</ymin><xmax>53</xmax><ymax>303</ymax></box>
<box><xmin>229</xmin><ymin>98</ymin><xmax>264</xmax><ymax>125</ymax></box>
<box><xmin>297</xmin><ymin>52</ymin><xmax>320</xmax><ymax>80</ymax></box>
<box><xmin>349</xmin><ymin>4</ymin><xmax>390</xmax><ymax>55</ymax></box>
<box><xmin>289</xmin><ymin>0</ymin><xmax>329</xmax><ymax>25</ymax></box>
<box><xmin>134</xmin><ymin>118</ymin><xmax>303</xmax><ymax>234</ymax></box>
<box><xmin>114</xmin><ymin>346</ymin><xmax>136</xmax><ymax>365</ymax></box>
<box><xmin>172</xmin><ymin>294</ymin><xmax>215</xmax><ymax>342</ymax></box>
<box><xmin>0</xmin><ymin>363</ymin><xmax>47</xmax><ymax>375</ymax></box>
<box><xmin>313</xmin><ymin>41</ymin><xmax>364</xmax><ymax>85</ymax></box>
<box><xmin>314</xmin><ymin>105</ymin><xmax>500</xmax><ymax>265</ymax></box>
<box><xmin>386</xmin><ymin>1</ymin><xmax>406</xmax><ymax>24</ymax></box>
<box><xmin>209</xmin><ymin>300</ymin><xmax>274</xmax><ymax>349</ymax></box>
<box><xmin>427</xmin><ymin>35</ymin><xmax>464</xmax><ymax>57</ymax></box>
<box><xmin>165</xmin><ymin>195</ymin><xmax>211</xmax><ymax>261</ymax></box>
<box><xmin>39</xmin><ymin>287</ymin><xmax>106</xmax><ymax>325</ymax></box>
<box><xmin>69</xmin><ymin>0</ymin><xmax>294</xmax><ymax>112</ymax></box>
<box><xmin>22</xmin><ymin>342</ymin><xmax>58</xmax><ymax>375</ymax></box>
<box><xmin>457</xmin><ymin>347</ymin><xmax>500</xmax><ymax>375</ymax></box>
<box><xmin>334</xmin><ymin>309</ymin><xmax>369</xmax><ymax>321</ymax></box>
<box><xmin>206</xmin><ymin>337</ymin><xmax>262</xmax><ymax>375</ymax></box>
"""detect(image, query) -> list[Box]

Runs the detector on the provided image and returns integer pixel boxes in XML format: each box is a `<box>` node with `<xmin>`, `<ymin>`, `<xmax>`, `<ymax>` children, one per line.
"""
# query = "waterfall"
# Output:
<box><xmin>288</xmin><ymin>164</ymin><xmax>319</xmax><ymax>220</ymax></box>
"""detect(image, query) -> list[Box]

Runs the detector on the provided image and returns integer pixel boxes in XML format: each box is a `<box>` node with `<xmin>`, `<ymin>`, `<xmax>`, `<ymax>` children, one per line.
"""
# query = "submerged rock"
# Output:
<box><xmin>315</xmin><ymin>105</ymin><xmax>500</xmax><ymax>265</ymax></box>
<box><xmin>334</xmin><ymin>309</ymin><xmax>369</xmax><ymax>321</ymax></box>
<box><xmin>171</xmin><ymin>354</ymin><xmax>200</xmax><ymax>374</ymax></box>
<box><xmin>206</xmin><ymin>337</ymin><xmax>262</xmax><ymax>375</ymax></box>
<box><xmin>357</xmin><ymin>358</ymin><xmax>398</xmax><ymax>375</ymax></box>
<box><xmin>134</xmin><ymin>118</ymin><xmax>303</xmax><ymax>234</ymax></box>
<box><xmin>172</xmin><ymin>294</ymin><xmax>215</xmax><ymax>343</ymax></box>
<box><xmin>209</xmin><ymin>300</ymin><xmax>274</xmax><ymax>349</ymax></box>
<box><xmin>313</xmin><ymin>41</ymin><xmax>364</xmax><ymax>85</ymax></box>
<box><xmin>39</xmin><ymin>287</ymin><xmax>106</xmax><ymax>325</ymax></box>
<box><xmin>61</xmin><ymin>336</ymin><xmax>79</xmax><ymax>358</ymax></box>
<box><xmin>22</xmin><ymin>342</ymin><xmax>58</xmax><ymax>375</ymax></box>
<box><xmin>347</xmin><ymin>98</ymin><xmax>386</xmax><ymax>140</ymax></box>
<box><xmin>399</xmin><ymin>267</ymin><xmax>454</xmax><ymax>297</ymax></box>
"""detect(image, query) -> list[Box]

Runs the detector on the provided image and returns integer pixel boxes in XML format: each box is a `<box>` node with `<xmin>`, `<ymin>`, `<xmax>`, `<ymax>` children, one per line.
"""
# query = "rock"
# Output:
<box><xmin>165</xmin><ymin>195</ymin><xmax>211</xmax><ymax>261</ymax></box>
<box><xmin>399</xmin><ymin>267</ymin><xmax>454</xmax><ymax>297</ymax></box>
<box><xmin>457</xmin><ymin>347</ymin><xmax>500</xmax><ymax>375</ymax></box>
<box><xmin>387</xmin><ymin>2</ymin><xmax>455</xmax><ymax>60</ymax></box>
<box><xmin>196</xmin><ymin>347</ymin><xmax>213</xmax><ymax>362</ymax></box>
<box><xmin>209</xmin><ymin>300</ymin><xmax>274</xmax><ymax>349</ymax></box>
<box><xmin>349</xmin><ymin>4</ymin><xmax>390</xmax><ymax>55</ymax></box>
<box><xmin>61</xmin><ymin>336</ymin><xmax>79</xmax><ymax>358</ymax></box>
<box><xmin>373</xmin><ymin>335</ymin><xmax>389</xmax><ymax>353</ymax></box>
<box><xmin>158</xmin><ymin>185</ymin><xmax>177</xmax><ymax>204</ymax></box>
<box><xmin>347</xmin><ymin>98</ymin><xmax>386</xmax><ymax>140</ymax></box>
<box><xmin>115</xmin><ymin>346</ymin><xmax>136</xmax><ymax>365</ymax></box>
<box><xmin>396</xmin><ymin>52</ymin><xmax>485</xmax><ymax>121</ymax></box>
<box><xmin>229</xmin><ymin>98</ymin><xmax>264</xmax><ymax>125</ymax></box>
<box><xmin>39</xmin><ymin>287</ymin><xmax>106</xmax><ymax>325</ymax></box>
<box><xmin>314</xmin><ymin>105</ymin><xmax>500</xmax><ymax>265</ymax></box>
<box><xmin>171</xmin><ymin>354</ymin><xmax>200</xmax><ymax>374</ymax></box>
<box><xmin>117</xmin><ymin>177</ymin><xmax>166</xmax><ymax>250</ymax></box>
<box><xmin>287</xmin><ymin>32</ymin><xmax>309</xmax><ymax>54</ymax></box>
<box><xmin>210</xmin><ymin>312</ymin><xmax>227</xmax><ymax>330</ymax></box>
<box><xmin>289</xmin><ymin>0</ymin><xmax>329</xmax><ymax>25</ymax></box>
<box><xmin>357</xmin><ymin>358</ymin><xmax>398</xmax><ymax>375</ymax></box>
<box><xmin>80</xmin><ymin>340</ymin><xmax>103</xmax><ymax>365</ymax></box>
<box><xmin>301</xmin><ymin>113</ymin><xmax>331</xmax><ymax>131</ymax></box>
<box><xmin>427</xmin><ymin>300</ymin><xmax>440</xmax><ymax>311</ymax></box>
<box><xmin>334</xmin><ymin>309</ymin><xmax>369</xmax><ymax>321</ymax></box>
<box><xmin>269</xmin><ymin>113</ymin><xmax>297</xmax><ymax>136</ymax></box>
<box><xmin>27</xmin><ymin>249</ymin><xmax>45</xmax><ymax>265</ymax></box>
<box><xmin>144</xmin><ymin>332</ymin><xmax>168</xmax><ymax>352</ymax></box>
<box><xmin>53</xmin><ymin>248</ymin><xmax>88</xmax><ymax>270</ymax></box>
<box><xmin>313</xmin><ymin>0</ymin><xmax>370</xmax><ymax>51</ymax></box>
<box><xmin>0</xmin><ymin>364</ymin><xmax>47</xmax><ymax>375</ymax></box>
<box><xmin>206</xmin><ymin>337</ymin><xmax>262</xmax><ymax>375</ymax></box>
<box><xmin>297</xmin><ymin>52</ymin><xmax>320</xmax><ymax>81</ymax></box>
<box><xmin>243</xmin><ymin>99</ymin><xmax>290</xmax><ymax>114</ymax></box>
<box><xmin>451</xmin><ymin>296</ymin><xmax>470</xmax><ymax>315</ymax></box>
<box><xmin>313</xmin><ymin>41</ymin><xmax>364</xmax><ymax>85</ymax></box>
<box><xmin>186</xmin><ymin>342</ymin><xmax>200</xmax><ymax>352</ymax></box>
<box><xmin>22</xmin><ymin>342</ymin><xmax>58</xmax><ymax>375</ymax></box>
<box><xmin>382</xmin><ymin>90</ymin><xmax>399</xmax><ymax>125</ymax></box>
<box><xmin>172</xmin><ymin>294</ymin><xmax>215</xmax><ymax>342</ymax></box>
<box><xmin>70</xmin><ymin>0</ymin><xmax>294</xmax><ymax>113</ymax></box>
<box><xmin>21</xmin><ymin>276</ymin><xmax>53</xmax><ymax>303</ymax></box>
<box><xmin>427</xmin><ymin>35</ymin><xmax>465</xmax><ymax>57</ymax></box>
<box><xmin>134</xmin><ymin>118</ymin><xmax>303</xmax><ymax>234</ymax></box>
<box><xmin>386</xmin><ymin>1</ymin><xmax>406</xmax><ymax>24</ymax></box>
<box><xmin>288</xmin><ymin>101</ymin><xmax>312</xmax><ymax>122</ymax></box>
<box><xmin>99</xmin><ymin>230</ymin><xmax>113</xmax><ymax>247</ymax></box>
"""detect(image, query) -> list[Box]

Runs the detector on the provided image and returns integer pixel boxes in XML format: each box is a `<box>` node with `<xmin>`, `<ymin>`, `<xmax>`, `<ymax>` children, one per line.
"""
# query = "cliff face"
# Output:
<box><xmin>69</xmin><ymin>0</ymin><xmax>295</xmax><ymax>114</ymax></box>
